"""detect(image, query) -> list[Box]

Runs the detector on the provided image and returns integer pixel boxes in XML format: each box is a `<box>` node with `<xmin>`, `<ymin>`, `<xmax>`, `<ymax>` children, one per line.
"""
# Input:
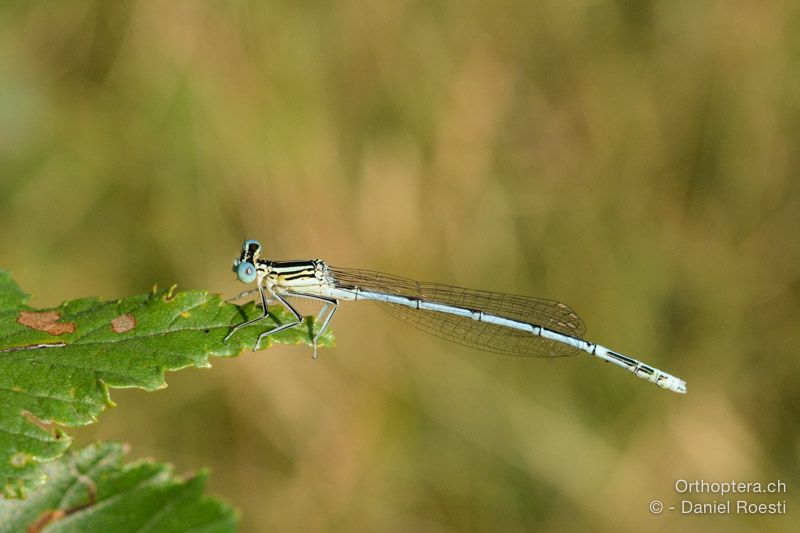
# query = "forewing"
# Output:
<box><xmin>329</xmin><ymin>267</ymin><xmax>586</xmax><ymax>357</ymax></box>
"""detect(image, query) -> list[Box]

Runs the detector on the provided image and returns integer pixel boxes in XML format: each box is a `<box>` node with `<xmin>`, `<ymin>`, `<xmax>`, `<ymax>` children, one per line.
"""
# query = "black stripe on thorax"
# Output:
<box><xmin>268</xmin><ymin>260</ymin><xmax>318</xmax><ymax>281</ymax></box>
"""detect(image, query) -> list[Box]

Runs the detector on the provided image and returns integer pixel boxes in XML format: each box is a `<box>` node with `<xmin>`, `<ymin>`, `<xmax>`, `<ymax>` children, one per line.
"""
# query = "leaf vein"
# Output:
<box><xmin>0</xmin><ymin>385</ymin><xmax>96</xmax><ymax>406</ymax></box>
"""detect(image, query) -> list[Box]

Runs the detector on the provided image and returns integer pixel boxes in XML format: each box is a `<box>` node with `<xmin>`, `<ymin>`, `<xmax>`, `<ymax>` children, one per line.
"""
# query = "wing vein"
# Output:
<box><xmin>329</xmin><ymin>267</ymin><xmax>586</xmax><ymax>358</ymax></box>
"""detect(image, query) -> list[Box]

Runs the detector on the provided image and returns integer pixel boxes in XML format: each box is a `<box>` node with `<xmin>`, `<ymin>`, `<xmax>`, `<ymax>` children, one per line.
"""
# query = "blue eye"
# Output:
<box><xmin>236</xmin><ymin>261</ymin><xmax>257</xmax><ymax>283</ymax></box>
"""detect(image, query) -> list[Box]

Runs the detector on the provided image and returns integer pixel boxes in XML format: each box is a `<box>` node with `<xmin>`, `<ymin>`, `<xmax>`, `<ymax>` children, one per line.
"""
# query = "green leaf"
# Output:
<box><xmin>0</xmin><ymin>441</ymin><xmax>237</xmax><ymax>533</ymax></box>
<box><xmin>0</xmin><ymin>270</ymin><xmax>333</xmax><ymax>498</ymax></box>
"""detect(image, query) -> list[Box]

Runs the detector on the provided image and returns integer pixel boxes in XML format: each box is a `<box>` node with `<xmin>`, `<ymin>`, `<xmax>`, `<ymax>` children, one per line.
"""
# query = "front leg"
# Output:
<box><xmin>254</xmin><ymin>291</ymin><xmax>303</xmax><ymax>351</ymax></box>
<box><xmin>225</xmin><ymin>288</ymin><xmax>277</xmax><ymax>305</ymax></box>
<box><xmin>223</xmin><ymin>283</ymin><xmax>274</xmax><ymax>344</ymax></box>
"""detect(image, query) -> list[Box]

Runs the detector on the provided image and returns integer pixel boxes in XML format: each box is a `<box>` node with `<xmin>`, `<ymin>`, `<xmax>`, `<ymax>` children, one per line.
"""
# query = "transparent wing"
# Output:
<box><xmin>329</xmin><ymin>267</ymin><xmax>586</xmax><ymax>357</ymax></box>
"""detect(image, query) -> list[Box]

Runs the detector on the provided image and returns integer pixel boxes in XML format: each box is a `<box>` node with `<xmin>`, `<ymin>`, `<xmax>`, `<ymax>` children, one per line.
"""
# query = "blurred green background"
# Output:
<box><xmin>2</xmin><ymin>1</ymin><xmax>799</xmax><ymax>531</ymax></box>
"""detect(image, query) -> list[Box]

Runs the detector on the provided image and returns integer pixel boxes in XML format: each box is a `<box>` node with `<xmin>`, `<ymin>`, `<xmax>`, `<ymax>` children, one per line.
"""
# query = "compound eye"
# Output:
<box><xmin>243</xmin><ymin>239</ymin><xmax>261</xmax><ymax>257</ymax></box>
<box><xmin>236</xmin><ymin>261</ymin><xmax>257</xmax><ymax>283</ymax></box>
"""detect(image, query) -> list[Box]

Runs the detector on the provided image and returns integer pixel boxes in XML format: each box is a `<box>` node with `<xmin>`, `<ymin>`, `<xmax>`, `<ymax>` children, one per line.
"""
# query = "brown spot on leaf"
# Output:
<box><xmin>22</xmin><ymin>411</ymin><xmax>55</xmax><ymax>433</ymax></box>
<box><xmin>28</xmin><ymin>509</ymin><xmax>66</xmax><ymax>533</ymax></box>
<box><xmin>27</xmin><ymin>477</ymin><xmax>96</xmax><ymax>533</ymax></box>
<box><xmin>111</xmin><ymin>313</ymin><xmax>136</xmax><ymax>333</ymax></box>
<box><xmin>16</xmin><ymin>311</ymin><xmax>76</xmax><ymax>336</ymax></box>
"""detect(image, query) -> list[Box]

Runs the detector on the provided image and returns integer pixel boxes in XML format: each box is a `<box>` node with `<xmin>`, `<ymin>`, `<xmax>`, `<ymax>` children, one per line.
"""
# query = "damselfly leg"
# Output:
<box><xmin>223</xmin><ymin>283</ymin><xmax>274</xmax><ymax>343</ymax></box>
<box><xmin>225</xmin><ymin>288</ymin><xmax>277</xmax><ymax>305</ymax></box>
<box><xmin>282</xmin><ymin>293</ymin><xmax>339</xmax><ymax>358</ymax></box>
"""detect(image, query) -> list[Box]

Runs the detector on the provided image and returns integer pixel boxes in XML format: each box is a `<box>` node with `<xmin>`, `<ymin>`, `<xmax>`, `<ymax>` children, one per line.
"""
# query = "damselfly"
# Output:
<box><xmin>224</xmin><ymin>240</ymin><xmax>686</xmax><ymax>393</ymax></box>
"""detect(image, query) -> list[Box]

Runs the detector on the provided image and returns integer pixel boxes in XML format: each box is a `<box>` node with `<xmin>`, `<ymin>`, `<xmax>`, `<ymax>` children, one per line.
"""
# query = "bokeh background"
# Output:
<box><xmin>2</xmin><ymin>1</ymin><xmax>799</xmax><ymax>531</ymax></box>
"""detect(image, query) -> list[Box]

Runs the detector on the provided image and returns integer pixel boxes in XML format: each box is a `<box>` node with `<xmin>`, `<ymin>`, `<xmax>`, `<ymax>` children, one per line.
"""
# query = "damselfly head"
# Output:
<box><xmin>232</xmin><ymin>239</ymin><xmax>262</xmax><ymax>283</ymax></box>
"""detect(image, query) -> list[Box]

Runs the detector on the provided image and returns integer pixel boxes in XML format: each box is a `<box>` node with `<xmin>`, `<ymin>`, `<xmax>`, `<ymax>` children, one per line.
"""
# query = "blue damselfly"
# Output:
<box><xmin>225</xmin><ymin>240</ymin><xmax>686</xmax><ymax>393</ymax></box>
